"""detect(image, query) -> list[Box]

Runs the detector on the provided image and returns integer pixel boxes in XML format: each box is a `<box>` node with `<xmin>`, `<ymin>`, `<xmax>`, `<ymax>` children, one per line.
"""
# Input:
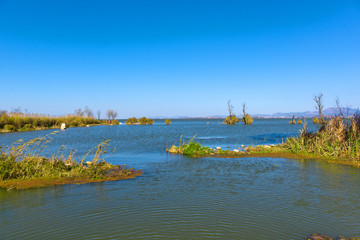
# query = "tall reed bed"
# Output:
<box><xmin>0</xmin><ymin>112</ymin><xmax>101</xmax><ymax>132</ymax></box>
<box><xmin>283</xmin><ymin>114</ymin><xmax>360</xmax><ymax>161</ymax></box>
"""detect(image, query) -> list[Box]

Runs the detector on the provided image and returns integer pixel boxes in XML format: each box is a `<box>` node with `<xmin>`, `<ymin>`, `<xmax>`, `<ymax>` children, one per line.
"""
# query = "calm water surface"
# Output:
<box><xmin>1</xmin><ymin>119</ymin><xmax>359</xmax><ymax>239</ymax></box>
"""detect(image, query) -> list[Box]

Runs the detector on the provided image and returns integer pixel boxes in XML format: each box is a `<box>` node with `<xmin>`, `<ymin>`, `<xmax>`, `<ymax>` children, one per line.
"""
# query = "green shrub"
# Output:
<box><xmin>70</xmin><ymin>121</ymin><xmax>79</xmax><ymax>127</ymax></box>
<box><xmin>298</xmin><ymin>119</ymin><xmax>302</xmax><ymax>124</ymax></box>
<box><xmin>112</xmin><ymin>119</ymin><xmax>119</xmax><ymax>125</ymax></box>
<box><xmin>165</xmin><ymin>119</ymin><xmax>171</xmax><ymax>125</ymax></box>
<box><xmin>182</xmin><ymin>141</ymin><xmax>212</xmax><ymax>157</ymax></box>
<box><xmin>138</xmin><ymin>117</ymin><xmax>147</xmax><ymax>125</ymax></box>
<box><xmin>136</xmin><ymin>117</ymin><xmax>153</xmax><ymax>125</ymax></box>
<box><xmin>4</xmin><ymin>125</ymin><xmax>16</xmax><ymax>131</ymax></box>
<box><xmin>242</xmin><ymin>114</ymin><xmax>254</xmax><ymax>125</ymax></box>
<box><xmin>223</xmin><ymin>115</ymin><xmax>239</xmax><ymax>125</ymax></box>
<box><xmin>126</xmin><ymin>117</ymin><xmax>138</xmax><ymax>125</ymax></box>
<box><xmin>313</xmin><ymin>117</ymin><xmax>319</xmax><ymax>124</ymax></box>
<box><xmin>23</xmin><ymin>124</ymin><xmax>34</xmax><ymax>131</ymax></box>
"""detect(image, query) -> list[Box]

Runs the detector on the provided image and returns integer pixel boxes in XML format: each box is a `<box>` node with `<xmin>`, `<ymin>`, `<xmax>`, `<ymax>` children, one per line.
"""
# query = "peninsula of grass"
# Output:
<box><xmin>167</xmin><ymin>115</ymin><xmax>360</xmax><ymax>168</ymax></box>
<box><xmin>0</xmin><ymin>134</ymin><xmax>143</xmax><ymax>190</ymax></box>
<box><xmin>0</xmin><ymin>112</ymin><xmax>106</xmax><ymax>133</ymax></box>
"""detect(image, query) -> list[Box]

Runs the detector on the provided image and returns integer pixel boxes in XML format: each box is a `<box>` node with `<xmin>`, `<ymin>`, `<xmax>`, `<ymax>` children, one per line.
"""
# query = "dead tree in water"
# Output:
<box><xmin>314</xmin><ymin>93</ymin><xmax>324</xmax><ymax>123</ymax></box>
<box><xmin>227</xmin><ymin>100</ymin><xmax>234</xmax><ymax>124</ymax></box>
<box><xmin>242</xmin><ymin>103</ymin><xmax>247</xmax><ymax>125</ymax></box>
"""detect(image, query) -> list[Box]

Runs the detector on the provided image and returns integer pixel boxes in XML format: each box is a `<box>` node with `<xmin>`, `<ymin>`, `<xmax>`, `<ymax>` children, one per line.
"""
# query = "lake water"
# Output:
<box><xmin>1</xmin><ymin>119</ymin><xmax>359</xmax><ymax>239</ymax></box>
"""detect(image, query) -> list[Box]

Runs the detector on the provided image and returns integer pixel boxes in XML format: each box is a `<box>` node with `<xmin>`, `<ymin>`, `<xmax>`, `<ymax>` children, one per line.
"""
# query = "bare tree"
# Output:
<box><xmin>84</xmin><ymin>106</ymin><xmax>94</xmax><ymax>118</ymax></box>
<box><xmin>74</xmin><ymin>108</ymin><xmax>84</xmax><ymax>117</ymax></box>
<box><xmin>112</xmin><ymin>111</ymin><xmax>118</xmax><ymax>121</ymax></box>
<box><xmin>97</xmin><ymin>110</ymin><xmax>101</xmax><ymax>120</ymax></box>
<box><xmin>335</xmin><ymin>97</ymin><xmax>351</xmax><ymax>126</ymax></box>
<box><xmin>106</xmin><ymin>109</ymin><xmax>113</xmax><ymax>122</ymax></box>
<box><xmin>242</xmin><ymin>103</ymin><xmax>247</xmax><ymax>125</ymax></box>
<box><xmin>226</xmin><ymin>100</ymin><xmax>235</xmax><ymax>124</ymax></box>
<box><xmin>314</xmin><ymin>93</ymin><xmax>324</xmax><ymax>122</ymax></box>
<box><xmin>11</xmin><ymin>107</ymin><xmax>22</xmax><ymax>114</ymax></box>
<box><xmin>106</xmin><ymin>109</ymin><xmax>118</xmax><ymax>122</ymax></box>
<box><xmin>227</xmin><ymin>100</ymin><xmax>233</xmax><ymax>118</ymax></box>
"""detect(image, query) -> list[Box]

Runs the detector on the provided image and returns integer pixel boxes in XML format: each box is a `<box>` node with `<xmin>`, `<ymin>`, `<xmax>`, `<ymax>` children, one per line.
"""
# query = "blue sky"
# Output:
<box><xmin>1</xmin><ymin>0</ymin><xmax>359</xmax><ymax>117</ymax></box>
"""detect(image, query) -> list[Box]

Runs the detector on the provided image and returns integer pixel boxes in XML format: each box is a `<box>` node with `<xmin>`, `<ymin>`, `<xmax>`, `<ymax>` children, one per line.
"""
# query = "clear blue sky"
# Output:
<box><xmin>1</xmin><ymin>0</ymin><xmax>359</xmax><ymax>117</ymax></box>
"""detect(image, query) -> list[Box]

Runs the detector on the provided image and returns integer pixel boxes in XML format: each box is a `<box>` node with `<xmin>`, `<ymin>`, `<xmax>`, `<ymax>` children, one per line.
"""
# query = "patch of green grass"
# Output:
<box><xmin>0</xmin><ymin>133</ymin><xmax>142</xmax><ymax>189</ymax></box>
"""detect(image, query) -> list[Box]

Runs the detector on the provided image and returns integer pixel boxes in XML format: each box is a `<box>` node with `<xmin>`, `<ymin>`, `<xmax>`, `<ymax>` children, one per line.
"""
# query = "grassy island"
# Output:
<box><xmin>0</xmin><ymin>134</ymin><xmax>142</xmax><ymax>190</ymax></box>
<box><xmin>168</xmin><ymin>115</ymin><xmax>360</xmax><ymax>168</ymax></box>
<box><xmin>126</xmin><ymin>117</ymin><xmax>154</xmax><ymax>125</ymax></box>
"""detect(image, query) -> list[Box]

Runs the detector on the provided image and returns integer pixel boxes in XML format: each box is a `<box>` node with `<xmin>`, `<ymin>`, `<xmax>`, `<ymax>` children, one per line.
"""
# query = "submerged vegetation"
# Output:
<box><xmin>0</xmin><ymin>133</ymin><xmax>142</xmax><ymax>190</ymax></box>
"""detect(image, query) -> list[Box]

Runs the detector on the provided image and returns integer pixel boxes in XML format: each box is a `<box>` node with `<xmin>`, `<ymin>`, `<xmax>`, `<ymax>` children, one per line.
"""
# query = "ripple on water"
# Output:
<box><xmin>0</xmin><ymin>119</ymin><xmax>359</xmax><ymax>239</ymax></box>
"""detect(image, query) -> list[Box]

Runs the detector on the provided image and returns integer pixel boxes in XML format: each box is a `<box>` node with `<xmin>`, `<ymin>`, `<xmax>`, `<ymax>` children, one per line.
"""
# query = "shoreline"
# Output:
<box><xmin>0</xmin><ymin>170</ymin><xmax>143</xmax><ymax>190</ymax></box>
<box><xmin>167</xmin><ymin>145</ymin><xmax>360</xmax><ymax>168</ymax></box>
<box><xmin>0</xmin><ymin>122</ymin><xmax>119</xmax><ymax>133</ymax></box>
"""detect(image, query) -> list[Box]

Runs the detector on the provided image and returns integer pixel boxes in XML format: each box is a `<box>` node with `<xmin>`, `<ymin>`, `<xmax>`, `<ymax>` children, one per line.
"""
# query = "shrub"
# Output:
<box><xmin>136</xmin><ymin>117</ymin><xmax>153</xmax><ymax>125</ymax></box>
<box><xmin>70</xmin><ymin>121</ymin><xmax>79</xmax><ymax>127</ymax></box>
<box><xmin>138</xmin><ymin>117</ymin><xmax>147</xmax><ymax>125</ymax></box>
<box><xmin>284</xmin><ymin>114</ymin><xmax>360</xmax><ymax>160</ymax></box>
<box><xmin>182</xmin><ymin>141</ymin><xmax>212</xmax><ymax>157</ymax></box>
<box><xmin>112</xmin><ymin>119</ymin><xmax>119</xmax><ymax>125</ymax></box>
<box><xmin>313</xmin><ymin>117</ymin><xmax>319</xmax><ymax>124</ymax></box>
<box><xmin>242</xmin><ymin>114</ymin><xmax>254</xmax><ymax>125</ymax></box>
<box><xmin>165</xmin><ymin>119</ymin><xmax>171</xmax><ymax>125</ymax></box>
<box><xmin>126</xmin><ymin>117</ymin><xmax>138</xmax><ymax>125</ymax></box>
<box><xmin>223</xmin><ymin>115</ymin><xmax>239</xmax><ymax>125</ymax></box>
<box><xmin>4</xmin><ymin>125</ymin><xmax>16</xmax><ymax>131</ymax></box>
<box><xmin>23</xmin><ymin>124</ymin><xmax>34</xmax><ymax>131</ymax></box>
<box><xmin>298</xmin><ymin>119</ymin><xmax>302</xmax><ymax>124</ymax></box>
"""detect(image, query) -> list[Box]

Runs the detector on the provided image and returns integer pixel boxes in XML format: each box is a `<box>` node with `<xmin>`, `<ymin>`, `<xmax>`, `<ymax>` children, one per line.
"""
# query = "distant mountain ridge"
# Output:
<box><xmin>253</xmin><ymin>107</ymin><xmax>359</xmax><ymax>118</ymax></box>
<box><xmin>149</xmin><ymin>107</ymin><xmax>358</xmax><ymax>119</ymax></box>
